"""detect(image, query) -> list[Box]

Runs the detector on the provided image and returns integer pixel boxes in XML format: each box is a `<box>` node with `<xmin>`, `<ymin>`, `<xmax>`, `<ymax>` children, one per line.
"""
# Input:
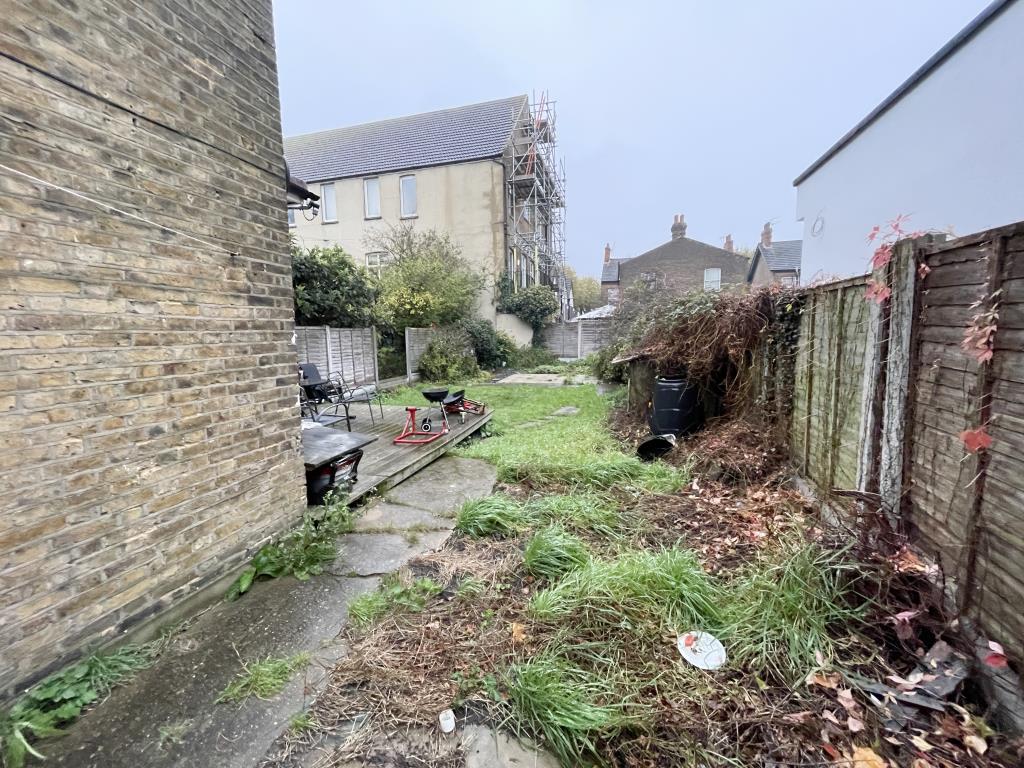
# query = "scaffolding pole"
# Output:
<box><xmin>505</xmin><ymin>92</ymin><xmax>569</xmax><ymax>318</ymax></box>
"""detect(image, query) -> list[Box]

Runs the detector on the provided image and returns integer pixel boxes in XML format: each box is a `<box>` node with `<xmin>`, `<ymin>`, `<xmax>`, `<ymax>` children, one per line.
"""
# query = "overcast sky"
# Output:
<box><xmin>273</xmin><ymin>0</ymin><xmax>989</xmax><ymax>278</ymax></box>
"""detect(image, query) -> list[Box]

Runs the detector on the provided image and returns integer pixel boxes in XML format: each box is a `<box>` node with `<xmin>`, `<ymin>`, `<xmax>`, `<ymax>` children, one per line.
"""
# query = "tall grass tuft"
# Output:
<box><xmin>455</xmin><ymin>496</ymin><xmax>534</xmax><ymax>538</ymax></box>
<box><xmin>526</xmin><ymin>491</ymin><xmax>621</xmax><ymax>538</ymax></box>
<box><xmin>505</xmin><ymin>652</ymin><xmax>646</xmax><ymax>765</ymax></box>
<box><xmin>523</xmin><ymin>525</ymin><xmax>590</xmax><ymax>580</ymax></box>
<box><xmin>720</xmin><ymin>541</ymin><xmax>867</xmax><ymax>683</ymax></box>
<box><xmin>529</xmin><ymin>548</ymin><xmax>719</xmax><ymax>633</ymax></box>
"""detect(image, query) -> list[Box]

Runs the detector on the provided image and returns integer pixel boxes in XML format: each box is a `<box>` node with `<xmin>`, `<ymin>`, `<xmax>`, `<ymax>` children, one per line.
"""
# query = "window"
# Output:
<box><xmin>320</xmin><ymin>182</ymin><xmax>337</xmax><ymax>222</ymax></box>
<box><xmin>399</xmin><ymin>175</ymin><xmax>417</xmax><ymax>218</ymax></box>
<box><xmin>287</xmin><ymin>208</ymin><xmax>296</xmax><ymax>227</ymax></box>
<box><xmin>365</xmin><ymin>251</ymin><xmax>391</xmax><ymax>276</ymax></box>
<box><xmin>363</xmin><ymin>177</ymin><xmax>380</xmax><ymax>219</ymax></box>
<box><xmin>703</xmin><ymin>267</ymin><xmax>722</xmax><ymax>292</ymax></box>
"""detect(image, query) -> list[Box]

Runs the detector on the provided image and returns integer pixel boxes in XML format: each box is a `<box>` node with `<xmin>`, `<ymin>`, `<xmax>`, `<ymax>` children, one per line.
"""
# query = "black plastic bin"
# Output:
<box><xmin>648</xmin><ymin>376</ymin><xmax>704</xmax><ymax>436</ymax></box>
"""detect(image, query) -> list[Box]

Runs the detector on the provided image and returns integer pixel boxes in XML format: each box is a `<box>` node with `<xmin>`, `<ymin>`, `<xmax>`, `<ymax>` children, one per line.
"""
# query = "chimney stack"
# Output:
<box><xmin>760</xmin><ymin>222</ymin><xmax>773</xmax><ymax>248</ymax></box>
<box><xmin>671</xmin><ymin>214</ymin><xmax>687</xmax><ymax>240</ymax></box>
<box><xmin>603</xmin><ymin>243</ymin><xmax>612</xmax><ymax>263</ymax></box>
<box><xmin>723</xmin><ymin>234</ymin><xmax>734</xmax><ymax>253</ymax></box>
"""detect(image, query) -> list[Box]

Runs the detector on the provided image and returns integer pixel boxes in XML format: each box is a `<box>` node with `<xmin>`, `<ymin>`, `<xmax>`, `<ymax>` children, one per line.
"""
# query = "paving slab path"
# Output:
<box><xmin>41</xmin><ymin>456</ymin><xmax>498</xmax><ymax>768</ymax></box>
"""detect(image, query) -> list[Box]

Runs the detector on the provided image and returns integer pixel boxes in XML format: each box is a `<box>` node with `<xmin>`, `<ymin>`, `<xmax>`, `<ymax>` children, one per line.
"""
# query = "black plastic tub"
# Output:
<box><xmin>648</xmin><ymin>375</ymin><xmax>704</xmax><ymax>436</ymax></box>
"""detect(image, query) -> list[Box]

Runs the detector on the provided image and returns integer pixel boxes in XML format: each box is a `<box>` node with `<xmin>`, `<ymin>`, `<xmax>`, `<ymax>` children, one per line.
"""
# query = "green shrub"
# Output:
<box><xmin>418</xmin><ymin>327</ymin><xmax>480</xmax><ymax>382</ymax></box>
<box><xmin>500</xmin><ymin>285</ymin><xmax>560</xmax><ymax>333</ymax></box>
<box><xmin>589</xmin><ymin>345</ymin><xmax>627</xmax><ymax>383</ymax></box>
<box><xmin>459</xmin><ymin>318</ymin><xmax>517</xmax><ymax>369</ymax></box>
<box><xmin>506</xmin><ymin>345</ymin><xmax>557</xmax><ymax>370</ymax></box>
<box><xmin>369</xmin><ymin>226</ymin><xmax>485</xmax><ymax>332</ymax></box>
<box><xmin>292</xmin><ymin>245</ymin><xmax>376</xmax><ymax>327</ymax></box>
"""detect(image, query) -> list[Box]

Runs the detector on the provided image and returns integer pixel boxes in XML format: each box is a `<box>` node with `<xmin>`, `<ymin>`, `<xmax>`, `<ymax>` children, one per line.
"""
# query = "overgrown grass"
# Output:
<box><xmin>216</xmin><ymin>653</ymin><xmax>310</xmax><ymax>704</ymax></box>
<box><xmin>505</xmin><ymin>652</ymin><xmax>646</xmax><ymax>765</ymax></box>
<box><xmin>529</xmin><ymin>548</ymin><xmax>720</xmax><ymax>633</ymax></box>
<box><xmin>385</xmin><ymin>383</ymin><xmax>685</xmax><ymax>493</ymax></box>
<box><xmin>526</xmin><ymin>491</ymin><xmax>621</xmax><ymax>538</ymax></box>
<box><xmin>455</xmin><ymin>496</ymin><xmax>535</xmax><ymax>538</ymax></box>
<box><xmin>523</xmin><ymin>525</ymin><xmax>591</xmax><ymax>580</ymax></box>
<box><xmin>720</xmin><ymin>540</ymin><xmax>868</xmax><ymax>683</ymax></box>
<box><xmin>348</xmin><ymin>575</ymin><xmax>442</xmax><ymax>627</ymax></box>
<box><xmin>1</xmin><ymin>643</ymin><xmax>157</xmax><ymax>767</ymax></box>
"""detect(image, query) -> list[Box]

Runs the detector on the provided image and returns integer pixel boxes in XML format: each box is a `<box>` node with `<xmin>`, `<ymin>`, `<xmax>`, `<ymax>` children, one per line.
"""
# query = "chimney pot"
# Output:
<box><xmin>603</xmin><ymin>243</ymin><xmax>612</xmax><ymax>263</ymax></box>
<box><xmin>760</xmin><ymin>222</ymin><xmax>773</xmax><ymax>248</ymax></box>
<box><xmin>723</xmin><ymin>234</ymin><xmax>734</xmax><ymax>252</ymax></box>
<box><xmin>671</xmin><ymin>214</ymin><xmax>687</xmax><ymax>240</ymax></box>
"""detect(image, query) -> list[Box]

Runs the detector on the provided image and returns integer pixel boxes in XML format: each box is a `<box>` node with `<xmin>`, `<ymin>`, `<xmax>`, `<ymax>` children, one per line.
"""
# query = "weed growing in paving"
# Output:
<box><xmin>348</xmin><ymin>575</ymin><xmax>442</xmax><ymax>627</ymax></box>
<box><xmin>216</xmin><ymin>653</ymin><xmax>310</xmax><ymax>704</ymax></box>
<box><xmin>523</xmin><ymin>524</ymin><xmax>590</xmax><ymax>580</ymax></box>
<box><xmin>288</xmin><ymin>711</ymin><xmax>316</xmax><ymax>734</ymax></box>
<box><xmin>1</xmin><ymin>644</ymin><xmax>156</xmax><ymax>767</ymax></box>
<box><xmin>455</xmin><ymin>496</ymin><xmax>535</xmax><ymax>538</ymax></box>
<box><xmin>226</xmin><ymin>492</ymin><xmax>355</xmax><ymax>600</ymax></box>
<box><xmin>157</xmin><ymin>720</ymin><xmax>191</xmax><ymax>749</ymax></box>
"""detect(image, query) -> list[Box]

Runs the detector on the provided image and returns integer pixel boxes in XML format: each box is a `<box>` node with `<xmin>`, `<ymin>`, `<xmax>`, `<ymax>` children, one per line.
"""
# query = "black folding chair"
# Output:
<box><xmin>298</xmin><ymin>366</ymin><xmax>352</xmax><ymax>430</ymax></box>
<box><xmin>328</xmin><ymin>371</ymin><xmax>385</xmax><ymax>425</ymax></box>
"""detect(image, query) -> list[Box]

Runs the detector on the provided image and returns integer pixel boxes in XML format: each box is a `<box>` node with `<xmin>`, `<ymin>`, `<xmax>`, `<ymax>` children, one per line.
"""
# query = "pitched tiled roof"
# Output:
<box><xmin>284</xmin><ymin>96</ymin><xmax>528</xmax><ymax>183</ymax></box>
<box><xmin>601</xmin><ymin>259</ymin><xmax>625</xmax><ymax>282</ymax></box>
<box><xmin>759</xmin><ymin>240</ymin><xmax>802</xmax><ymax>271</ymax></box>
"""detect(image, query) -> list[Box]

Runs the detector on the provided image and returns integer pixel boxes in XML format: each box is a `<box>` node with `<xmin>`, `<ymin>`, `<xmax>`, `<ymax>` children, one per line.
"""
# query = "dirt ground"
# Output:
<box><xmin>264</xmin><ymin>411</ymin><xmax>1023</xmax><ymax>768</ymax></box>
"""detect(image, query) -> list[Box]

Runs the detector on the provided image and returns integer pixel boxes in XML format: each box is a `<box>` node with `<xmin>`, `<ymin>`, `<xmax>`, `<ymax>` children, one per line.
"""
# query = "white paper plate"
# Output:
<box><xmin>677</xmin><ymin>631</ymin><xmax>727</xmax><ymax>670</ymax></box>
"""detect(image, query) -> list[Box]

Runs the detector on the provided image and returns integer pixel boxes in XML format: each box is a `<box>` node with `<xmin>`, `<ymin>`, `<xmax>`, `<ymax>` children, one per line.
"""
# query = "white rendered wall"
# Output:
<box><xmin>795</xmin><ymin>1</ymin><xmax>1024</xmax><ymax>282</ymax></box>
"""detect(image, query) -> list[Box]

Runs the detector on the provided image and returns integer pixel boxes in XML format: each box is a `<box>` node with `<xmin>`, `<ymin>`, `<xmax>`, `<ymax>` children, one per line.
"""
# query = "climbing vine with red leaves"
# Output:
<box><xmin>958</xmin><ymin>289</ymin><xmax>1000</xmax><ymax>453</ymax></box>
<box><xmin>863</xmin><ymin>215</ymin><xmax>924</xmax><ymax>305</ymax></box>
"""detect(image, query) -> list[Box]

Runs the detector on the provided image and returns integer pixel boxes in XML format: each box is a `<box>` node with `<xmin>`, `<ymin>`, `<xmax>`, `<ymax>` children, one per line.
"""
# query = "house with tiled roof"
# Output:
<box><xmin>600</xmin><ymin>215</ymin><xmax>751</xmax><ymax>304</ymax></box>
<box><xmin>747</xmin><ymin>223</ymin><xmax>802</xmax><ymax>286</ymax></box>
<box><xmin>284</xmin><ymin>95</ymin><xmax>569</xmax><ymax>338</ymax></box>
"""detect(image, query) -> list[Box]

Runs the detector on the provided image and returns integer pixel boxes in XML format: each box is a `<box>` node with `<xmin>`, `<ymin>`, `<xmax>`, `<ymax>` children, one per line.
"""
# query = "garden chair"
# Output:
<box><xmin>327</xmin><ymin>371</ymin><xmax>385</xmax><ymax>425</ymax></box>
<box><xmin>299</xmin><ymin>386</ymin><xmax>352</xmax><ymax>430</ymax></box>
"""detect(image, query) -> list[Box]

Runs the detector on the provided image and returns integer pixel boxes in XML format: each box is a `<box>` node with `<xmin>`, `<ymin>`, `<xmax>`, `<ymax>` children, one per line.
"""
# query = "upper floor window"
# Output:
<box><xmin>320</xmin><ymin>182</ymin><xmax>337</xmax><ymax>223</ymax></box>
<box><xmin>287</xmin><ymin>208</ymin><xmax>296</xmax><ymax>228</ymax></box>
<box><xmin>400</xmin><ymin>175</ymin><xmax>417</xmax><ymax>218</ymax></box>
<box><xmin>703</xmin><ymin>267</ymin><xmax>722</xmax><ymax>292</ymax></box>
<box><xmin>365</xmin><ymin>251</ymin><xmax>392</xmax><ymax>276</ymax></box>
<box><xmin>363</xmin><ymin>177</ymin><xmax>380</xmax><ymax>219</ymax></box>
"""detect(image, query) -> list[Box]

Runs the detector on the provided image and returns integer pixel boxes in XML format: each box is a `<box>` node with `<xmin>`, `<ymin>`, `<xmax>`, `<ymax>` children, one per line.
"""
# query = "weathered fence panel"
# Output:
<box><xmin>763</xmin><ymin>221</ymin><xmax>1024</xmax><ymax>679</ymax></box>
<box><xmin>405</xmin><ymin>327</ymin><xmax>436</xmax><ymax>380</ymax></box>
<box><xmin>542</xmin><ymin>318</ymin><xmax>612</xmax><ymax>359</ymax></box>
<box><xmin>295</xmin><ymin>326</ymin><xmax>378</xmax><ymax>384</ymax></box>
<box><xmin>905</xmin><ymin>223</ymin><xmax>1024</xmax><ymax>663</ymax></box>
<box><xmin>785</xmin><ymin>276</ymin><xmax>877</xmax><ymax>501</ymax></box>
<box><xmin>543</xmin><ymin>322</ymin><xmax>578</xmax><ymax>358</ymax></box>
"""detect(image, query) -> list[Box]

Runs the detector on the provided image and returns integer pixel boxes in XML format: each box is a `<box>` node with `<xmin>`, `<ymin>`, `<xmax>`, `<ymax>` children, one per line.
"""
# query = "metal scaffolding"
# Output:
<box><xmin>505</xmin><ymin>92</ymin><xmax>569</xmax><ymax>317</ymax></box>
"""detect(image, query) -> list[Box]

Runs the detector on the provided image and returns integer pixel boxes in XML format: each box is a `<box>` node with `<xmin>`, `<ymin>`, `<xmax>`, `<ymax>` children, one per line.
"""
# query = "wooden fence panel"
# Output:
<box><xmin>543</xmin><ymin>322</ymin><xmax>578</xmax><ymax>358</ymax></box>
<box><xmin>295</xmin><ymin>326</ymin><xmax>377</xmax><ymax>384</ymax></box>
<box><xmin>906</xmin><ymin>224</ymin><xmax>1024</xmax><ymax>662</ymax></box>
<box><xmin>405</xmin><ymin>327</ymin><xmax>436</xmax><ymax>380</ymax></box>
<box><xmin>580</xmin><ymin>318</ymin><xmax>611</xmax><ymax>356</ymax></box>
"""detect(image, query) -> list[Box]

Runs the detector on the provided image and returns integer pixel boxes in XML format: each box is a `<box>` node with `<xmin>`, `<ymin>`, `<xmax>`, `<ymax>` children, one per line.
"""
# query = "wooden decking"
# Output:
<box><xmin>340</xmin><ymin>403</ymin><xmax>492</xmax><ymax>504</ymax></box>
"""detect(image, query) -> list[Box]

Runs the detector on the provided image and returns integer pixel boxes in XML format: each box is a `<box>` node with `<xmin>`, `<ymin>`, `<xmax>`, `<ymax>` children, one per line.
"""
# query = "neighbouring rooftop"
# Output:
<box><xmin>284</xmin><ymin>95</ymin><xmax>528</xmax><ymax>183</ymax></box>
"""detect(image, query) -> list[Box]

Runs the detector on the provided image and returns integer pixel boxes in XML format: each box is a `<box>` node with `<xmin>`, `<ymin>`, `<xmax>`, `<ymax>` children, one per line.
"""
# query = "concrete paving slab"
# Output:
<box><xmin>337</xmin><ymin>531</ymin><xmax>450</xmax><ymax>576</ymax></box>
<box><xmin>462</xmin><ymin>724</ymin><xmax>560</xmax><ymax>768</ymax></box>
<box><xmin>46</xmin><ymin>573</ymin><xmax>379</xmax><ymax>768</ymax></box>
<box><xmin>497</xmin><ymin>373</ymin><xmax>565</xmax><ymax>386</ymax></box>
<box><xmin>384</xmin><ymin>456</ymin><xmax>497</xmax><ymax>515</ymax></box>
<box><xmin>551</xmin><ymin>405</ymin><xmax>580</xmax><ymax>416</ymax></box>
<box><xmin>353</xmin><ymin>501</ymin><xmax>453</xmax><ymax>532</ymax></box>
